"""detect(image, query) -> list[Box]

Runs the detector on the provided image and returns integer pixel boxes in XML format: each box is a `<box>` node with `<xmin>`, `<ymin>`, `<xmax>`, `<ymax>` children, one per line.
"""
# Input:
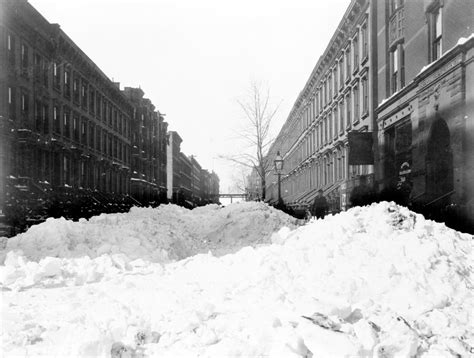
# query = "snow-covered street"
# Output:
<box><xmin>1</xmin><ymin>202</ymin><xmax>472</xmax><ymax>357</ymax></box>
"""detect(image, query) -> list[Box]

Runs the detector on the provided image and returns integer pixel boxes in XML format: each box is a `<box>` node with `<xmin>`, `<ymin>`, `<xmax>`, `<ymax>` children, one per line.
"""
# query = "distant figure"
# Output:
<box><xmin>350</xmin><ymin>175</ymin><xmax>375</xmax><ymax>208</ymax></box>
<box><xmin>395</xmin><ymin>177</ymin><xmax>412</xmax><ymax>207</ymax></box>
<box><xmin>312</xmin><ymin>189</ymin><xmax>329</xmax><ymax>219</ymax></box>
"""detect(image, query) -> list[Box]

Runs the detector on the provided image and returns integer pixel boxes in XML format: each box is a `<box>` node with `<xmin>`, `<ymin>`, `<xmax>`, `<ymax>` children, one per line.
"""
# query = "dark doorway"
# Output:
<box><xmin>425</xmin><ymin>118</ymin><xmax>453</xmax><ymax>199</ymax></box>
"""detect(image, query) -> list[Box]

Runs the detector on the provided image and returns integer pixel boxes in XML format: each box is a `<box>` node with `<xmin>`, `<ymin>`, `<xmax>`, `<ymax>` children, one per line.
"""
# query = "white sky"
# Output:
<box><xmin>29</xmin><ymin>0</ymin><xmax>350</xmax><ymax>193</ymax></box>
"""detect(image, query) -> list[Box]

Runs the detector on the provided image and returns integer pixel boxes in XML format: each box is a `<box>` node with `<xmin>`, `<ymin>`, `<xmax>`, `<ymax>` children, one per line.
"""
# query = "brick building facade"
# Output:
<box><xmin>266</xmin><ymin>0</ymin><xmax>376</xmax><ymax>212</ymax></box>
<box><xmin>122</xmin><ymin>87</ymin><xmax>168</xmax><ymax>205</ymax></box>
<box><xmin>376</xmin><ymin>0</ymin><xmax>473</xmax><ymax>230</ymax></box>
<box><xmin>266</xmin><ymin>0</ymin><xmax>473</xmax><ymax>231</ymax></box>
<box><xmin>0</xmin><ymin>0</ymin><xmax>135</xmax><ymax>231</ymax></box>
<box><xmin>166</xmin><ymin>132</ymin><xmax>219</xmax><ymax>207</ymax></box>
<box><xmin>0</xmin><ymin>0</ymin><xmax>219</xmax><ymax>234</ymax></box>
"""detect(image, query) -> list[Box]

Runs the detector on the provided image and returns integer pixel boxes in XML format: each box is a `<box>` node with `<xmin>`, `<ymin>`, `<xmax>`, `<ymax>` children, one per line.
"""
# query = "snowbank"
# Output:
<box><xmin>1</xmin><ymin>201</ymin><xmax>297</xmax><ymax>264</ymax></box>
<box><xmin>1</xmin><ymin>202</ymin><xmax>473</xmax><ymax>357</ymax></box>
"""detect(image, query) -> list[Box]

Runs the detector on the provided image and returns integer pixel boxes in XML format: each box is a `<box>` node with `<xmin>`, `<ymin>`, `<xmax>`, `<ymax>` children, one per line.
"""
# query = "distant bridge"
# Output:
<box><xmin>217</xmin><ymin>193</ymin><xmax>247</xmax><ymax>203</ymax></box>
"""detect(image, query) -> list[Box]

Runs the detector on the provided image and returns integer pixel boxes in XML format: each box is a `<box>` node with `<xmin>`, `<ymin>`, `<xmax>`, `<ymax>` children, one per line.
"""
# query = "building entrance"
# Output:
<box><xmin>425</xmin><ymin>118</ymin><xmax>453</xmax><ymax>199</ymax></box>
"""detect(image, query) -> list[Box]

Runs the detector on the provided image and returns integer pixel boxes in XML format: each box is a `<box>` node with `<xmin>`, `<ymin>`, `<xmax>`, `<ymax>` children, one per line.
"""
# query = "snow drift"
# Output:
<box><xmin>1</xmin><ymin>201</ymin><xmax>297</xmax><ymax>262</ymax></box>
<box><xmin>1</xmin><ymin>201</ymin><xmax>472</xmax><ymax>357</ymax></box>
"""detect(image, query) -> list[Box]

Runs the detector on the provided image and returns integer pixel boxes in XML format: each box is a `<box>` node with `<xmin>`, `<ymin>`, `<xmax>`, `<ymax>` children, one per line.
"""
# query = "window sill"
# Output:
<box><xmin>361</xmin><ymin>56</ymin><xmax>368</xmax><ymax>66</ymax></box>
<box><xmin>361</xmin><ymin>111</ymin><xmax>369</xmax><ymax>119</ymax></box>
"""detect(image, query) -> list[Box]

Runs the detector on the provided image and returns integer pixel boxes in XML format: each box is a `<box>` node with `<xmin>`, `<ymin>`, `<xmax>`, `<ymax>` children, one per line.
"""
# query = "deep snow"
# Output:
<box><xmin>1</xmin><ymin>201</ymin><xmax>472</xmax><ymax>357</ymax></box>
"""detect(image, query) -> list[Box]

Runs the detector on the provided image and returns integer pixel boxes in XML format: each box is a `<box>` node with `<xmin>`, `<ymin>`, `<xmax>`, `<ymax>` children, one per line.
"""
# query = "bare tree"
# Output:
<box><xmin>221</xmin><ymin>81</ymin><xmax>280</xmax><ymax>201</ymax></box>
<box><xmin>228</xmin><ymin>164</ymin><xmax>249</xmax><ymax>194</ymax></box>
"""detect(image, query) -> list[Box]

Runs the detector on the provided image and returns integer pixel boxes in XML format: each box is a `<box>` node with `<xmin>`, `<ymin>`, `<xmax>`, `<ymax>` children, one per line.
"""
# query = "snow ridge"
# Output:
<box><xmin>1</xmin><ymin>201</ymin><xmax>472</xmax><ymax>357</ymax></box>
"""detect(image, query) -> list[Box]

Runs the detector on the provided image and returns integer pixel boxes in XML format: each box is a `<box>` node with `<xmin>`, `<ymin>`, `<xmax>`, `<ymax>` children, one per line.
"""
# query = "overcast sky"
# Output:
<box><xmin>29</xmin><ymin>0</ymin><xmax>350</xmax><ymax>193</ymax></box>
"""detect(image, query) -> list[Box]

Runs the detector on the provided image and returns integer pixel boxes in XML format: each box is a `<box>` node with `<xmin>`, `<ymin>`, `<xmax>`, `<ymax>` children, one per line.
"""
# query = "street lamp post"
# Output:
<box><xmin>274</xmin><ymin>151</ymin><xmax>284</xmax><ymax>206</ymax></box>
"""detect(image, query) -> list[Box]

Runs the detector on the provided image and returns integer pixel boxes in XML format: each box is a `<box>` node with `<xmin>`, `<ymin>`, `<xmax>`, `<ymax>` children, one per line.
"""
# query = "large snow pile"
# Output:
<box><xmin>1</xmin><ymin>201</ymin><xmax>297</xmax><ymax>264</ymax></box>
<box><xmin>1</xmin><ymin>202</ymin><xmax>473</xmax><ymax>357</ymax></box>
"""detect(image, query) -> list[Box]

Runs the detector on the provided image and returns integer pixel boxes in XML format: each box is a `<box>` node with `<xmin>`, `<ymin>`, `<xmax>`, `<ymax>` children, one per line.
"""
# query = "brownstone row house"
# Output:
<box><xmin>266</xmin><ymin>0</ymin><xmax>473</xmax><ymax>231</ymax></box>
<box><xmin>122</xmin><ymin>87</ymin><xmax>168</xmax><ymax>205</ymax></box>
<box><xmin>166</xmin><ymin>132</ymin><xmax>219</xmax><ymax>208</ymax></box>
<box><xmin>0</xmin><ymin>0</ymin><xmax>219</xmax><ymax>235</ymax></box>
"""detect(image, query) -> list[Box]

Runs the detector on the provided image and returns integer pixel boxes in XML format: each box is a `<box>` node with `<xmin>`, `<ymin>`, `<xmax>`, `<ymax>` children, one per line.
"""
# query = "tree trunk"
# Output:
<box><xmin>259</xmin><ymin>166</ymin><xmax>266</xmax><ymax>201</ymax></box>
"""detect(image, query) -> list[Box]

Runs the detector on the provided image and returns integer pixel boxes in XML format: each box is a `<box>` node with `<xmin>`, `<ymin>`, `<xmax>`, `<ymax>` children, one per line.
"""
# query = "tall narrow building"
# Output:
<box><xmin>266</xmin><ymin>0</ymin><xmax>376</xmax><ymax>212</ymax></box>
<box><xmin>376</xmin><ymin>0</ymin><xmax>473</xmax><ymax>230</ymax></box>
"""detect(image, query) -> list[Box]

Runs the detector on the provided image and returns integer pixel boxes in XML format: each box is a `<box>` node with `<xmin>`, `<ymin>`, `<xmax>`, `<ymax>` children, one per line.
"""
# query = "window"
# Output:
<box><xmin>97</xmin><ymin>95</ymin><xmax>102</xmax><ymax>118</ymax></box>
<box><xmin>324</xmin><ymin>157</ymin><xmax>328</xmax><ymax>185</ymax></box>
<box><xmin>64</xmin><ymin>69</ymin><xmax>71</xmax><ymax>97</ymax></box>
<box><xmin>103</xmin><ymin>101</ymin><xmax>107</xmax><ymax>121</ymax></box>
<box><xmin>316</xmin><ymin>123</ymin><xmax>320</xmax><ymax>149</ymax></box>
<box><xmin>345</xmin><ymin>45</ymin><xmax>351</xmax><ymax>80</ymax></box>
<box><xmin>7</xmin><ymin>34</ymin><xmax>15</xmax><ymax>66</ymax></box>
<box><xmin>63</xmin><ymin>155</ymin><xmax>70</xmax><ymax>185</ymax></box>
<box><xmin>323</xmin><ymin>80</ymin><xmax>327</xmax><ymax>106</ymax></box>
<box><xmin>339</xmin><ymin>57</ymin><xmax>344</xmax><ymax>88</ymax></box>
<box><xmin>89</xmin><ymin>89</ymin><xmax>95</xmax><ymax>114</ymax></box>
<box><xmin>80</xmin><ymin>161</ymin><xmax>86</xmax><ymax>187</ymax></box>
<box><xmin>114</xmin><ymin>110</ymin><xmax>118</xmax><ymax>130</ymax></box>
<box><xmin>314</xmin><ymin>93</ymin><xmax>319</xmax><ymax>116</ymax></box>
<box><xmin>333</xmin><ymin>66</ymin><xmax>338</xmax><ymax>96</ymax></box>
<box><xmin>429</xmin><ymin>5</ymin><xmax>442</xmax><ymax>61</ymax></box>
<box><xmin>319</xmin><ymin>88</ymin><xmax>323</xmax><ymax>111</ymax></box>
<box><xmin>322</xmin><ymin>117</ymin><xmax>327</xmax><ymax>145</ymax></box>
<box><xmin>43</xmin><ymin>104</ymin><xmax>49</xmax><ymax>134</ymax></box>
<box><xmin>42</xmin><ymin>59</ymin><xmax>49</xmax><ymax>87</ymax></box>
<box><xmin>81</xmin><ymin>83</ymin><xmax>88</xmax><ymax>108</ymax></box>
<box><xmin>400</xmin><ymin>46</ymin><xmax>405</xmax><ymax>88</ymax></box>
<box><xmin>89</xmin><ymin>124</ymin><xmax>95</xmax><ymax>148</ymax></box>
<box><xmin>35</xmin><ymin>100</ymin><xmax>42</xmax><ymax>131</ymax></box>
<box><xmin>353</xmin><ymin>34</ymin><xmax>359</xmax><ymax>72</ymax></box>
<box><xmin>21</xmin><ymin>43</ymin><xmax>28</xmax><ymax>74</ymax></box>
<box><xmin>390</xmin><ymin>47</ymin><xmax>399</xmax><ymax>94</ymax></box>
<box><xmin>390</xmin><ymin>0</ymin><xmax>404</xmax><ymax>15</ymax></box>
<box><xmin>328</xmin><ymin>112</ymin><xmax>333</xmax><ymax>141</ymax></box>
<box><xmin>53</xmin><ymin>62</ymin><xmax>60</xmax><ymax>89</ymax></box>
<box><xmin>73</xmin><ymin>115</ymin><xmax>79</xmax><ymax>141</ymax></box>
<box><xmin>362</xmin><ymin>77</ymin><xmax>368</xmax><ymax>114</ymax></box>
<box><xmin>339</xmin><ymin>101</ymin><xmax>344</xmax><ymax>134</ymax></box>
<box><xmin>21</xmin><ymin>93</ymin><xmax>29</xmax><ymax>113</ymax></box>
<box><xmin>333</xmin><ymin>107</ymin><xmax>338</xmax><ymax>139</ymax></box>
<box><xmin>103</xmin><ymin>132</ymin><xmax>107</xmax><ymax>153</ymax></box>
<box><xmin>320</xmin><ymin>122</ymin><xmax>323</xmax><ymax>149</ymax></box>
<box><xmin>338</xmin><ymin>151</ymin><xmax>343</xmax><ymax>180</ymax></box>
<box><xmin>53</xmin><ymin>106</ymin><xmax>60</xmax><ymax>133</ymax></box>
<box><xmin>328</xmin><ymin>73</ymin><xmax>333</xmax><ymax>102</ymax></box>
<box><xmin>361</xmin><ymin>22</ymin><xmax>368</xmax><ymax>59</ymax></box>
<box><xmin>73</xmin><ymin>76</ymin><xmax>79</xmax><ymax>103</ymax></box>
<box><xmin>96</xmin><ymin>128</ymin><xmax>101</xmax><ymax>151</ymax></box>
<box><xmin>34</xmin><ymin>53</ymin><xmax>41</xmax><ymax>79</ymax></box>
<box><xmin>63</xmin><ymin>110</ymin><xmax>70</xmax><ymax>138</ymax></box>
<box><xmin>353</xmin><ymin>85</ymin><xmax>359</xmax><ymax>123</ymax></box>
<box><xmin>345</xmin><ymin>93</ymin><xmax>351</xmax><ymax>129</ymax></box>
<box><xmin>107</xmin><ymin>103</ymin><xmax>112</xmax><ymax>125</ymax></box>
